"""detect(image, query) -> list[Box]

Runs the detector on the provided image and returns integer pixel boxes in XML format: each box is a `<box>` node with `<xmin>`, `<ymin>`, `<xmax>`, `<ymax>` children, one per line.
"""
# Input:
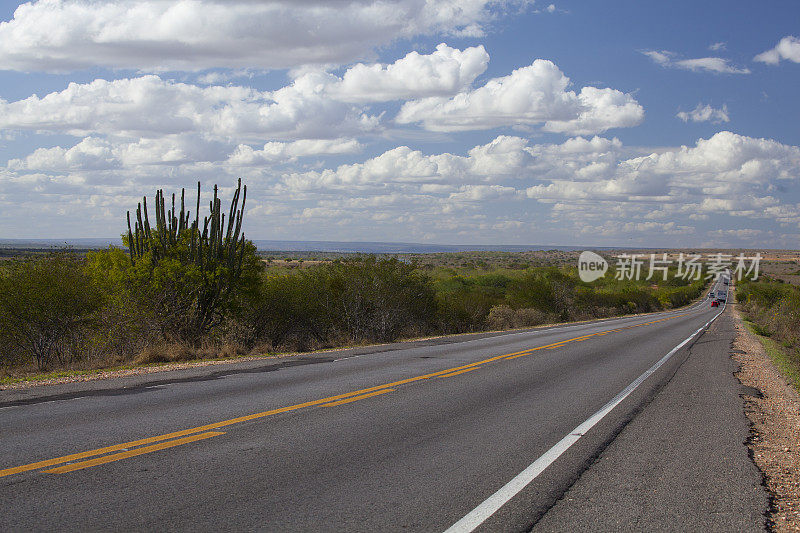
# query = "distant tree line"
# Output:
<box><xmin>0</xmin><ymin>182</ymin><xmax>706</xmax><ymax>372</ymax></box>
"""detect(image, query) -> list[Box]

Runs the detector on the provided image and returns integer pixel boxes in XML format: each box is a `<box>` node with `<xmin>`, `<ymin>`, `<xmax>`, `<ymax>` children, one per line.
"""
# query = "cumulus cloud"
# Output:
<box><xmin>395</xmin><ymin>59</ymin><xmax>643</xmax><ymax>134</ymax></box>
<box><xmin>226</xmin><ymin>139</ymin><xmax>362</xmax><ymax>166</ymax></box>
<box><xmin>256</xmin><ymin>131</ymin><xmax>800</xmax><ymax>244</ymax></box>
<box><xmin>278</xmin><ymin>135</ymin><xmax>540</xmax><ymax>193</ymax></box>
<box><xmin>0</xmin><ymin>44</ymin><xmax>499</xmax><ymax>142</ymax></box>
<box><xmin>329</xmin><ymin>44</ymin><xmax>489</xmax><ymax>102</ymax></box>
<box><xmin>641</xmin><ymin>50</ymin><xmax>750</xmax><ymax>74</ymax></box>
<box><xmin>526</xmin><ymin>132</ymin><xmax>800</xmax><ymax>208</ymax></box>
<box><xmin>0</xmin><ymin>75</ymin><xmax>380</xmax><ymax>141</ymax></box>
<box><xmin>8</xmin><ymin>135</ymin><xmax>364</xmax><ymax>175</ymax></box>
<box><xmin>4</xmin><ymin>131</ymin><xmax>800</xmax><ymax>244</ymax></box>
<box><xmin>0</xmin><ymin>0</ymin><xmax>521</xmax><ymax>72</ymax></box>
<box><xmin>542</xmin><ymin>86</ymin><xmax>645</xmax><ymax>135</ymax></box>
<box><xmin>280</xmin><ymin>131</ymin><xmax>800</xmax><ymax>212</ymax></box>
<box><xmin>676</xmin><ymin>103</ymin><xmax>729</xmax><ymax>123</ymax></box>
<box><xmin>449</xmin><ymin>184</ymin><xmax>520</xmax><ymax>202</ymax></box>
<box><xmin>706</xmin><ymin>228</ymin><xmax>766</xmax><ymax>245</ymax></box>
<box><xmin>7</xmin><ymin>135</ymin><xmax>232</xmax><ymax>170</ymax></box>
<box><xmin>754</xmin><ymin>36</ymin><xmax>800</xmax><ymax>65</ymax></box>
<box><xmin>8</xmin><ymin>137</ymin><xmax>118</xmax><ymax>171</ymax></box>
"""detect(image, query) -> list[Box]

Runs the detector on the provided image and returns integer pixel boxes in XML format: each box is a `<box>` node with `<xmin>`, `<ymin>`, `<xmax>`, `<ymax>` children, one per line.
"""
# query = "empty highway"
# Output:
<box><xmin>0</xmin><ymin>280</ymin><xmax>766</xmax><ymax>531</ymax></box>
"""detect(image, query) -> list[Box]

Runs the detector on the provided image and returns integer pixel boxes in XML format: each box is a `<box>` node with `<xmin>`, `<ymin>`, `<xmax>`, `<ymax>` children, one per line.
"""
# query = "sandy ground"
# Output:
<box><xmin>733</xmin><ymin>305</ymin><xmax>800</xmax><ymax>532</ymax></box>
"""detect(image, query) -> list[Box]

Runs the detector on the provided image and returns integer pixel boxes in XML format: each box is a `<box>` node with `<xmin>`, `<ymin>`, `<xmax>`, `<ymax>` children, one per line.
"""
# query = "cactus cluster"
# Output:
<box><xmin>124</xmin><ymin>179</ymin><xmax>251</xmax><ymax>336</ymax></box>
<box><xmin>126</xmin><ymin>179</ymin><xmax>248</xmax><ymax>278</ymax></box>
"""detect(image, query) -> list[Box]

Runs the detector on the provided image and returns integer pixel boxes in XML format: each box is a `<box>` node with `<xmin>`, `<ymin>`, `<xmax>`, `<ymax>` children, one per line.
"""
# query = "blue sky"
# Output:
<box><xmin>0</xmin><ymin>0</ymin><xmax>799</xmax><ymax>248</ymax></box>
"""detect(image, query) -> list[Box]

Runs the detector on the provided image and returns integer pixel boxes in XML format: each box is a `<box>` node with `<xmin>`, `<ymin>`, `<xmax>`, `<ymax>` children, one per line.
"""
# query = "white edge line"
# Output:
<box><xmin>444</xmin><ymin>301</ymin><xmax>726</xmax><ymax>533</ymax></box>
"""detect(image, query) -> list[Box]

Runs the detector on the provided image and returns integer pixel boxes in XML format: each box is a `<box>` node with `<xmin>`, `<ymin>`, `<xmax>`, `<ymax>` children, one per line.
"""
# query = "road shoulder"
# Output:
<box><xmin>733</xmin><ymin>305</ymin><xmax>800</xmax><ymax>531</ymax></box>
<box><xmin>532</xmin><ymin>309</ymin><xmax>768</xmax><ymax>532</ymax></box>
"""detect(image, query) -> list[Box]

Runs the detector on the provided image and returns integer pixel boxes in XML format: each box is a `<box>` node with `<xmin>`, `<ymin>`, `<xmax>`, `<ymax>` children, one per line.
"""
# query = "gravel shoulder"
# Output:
<box><xmin>733</xmin><ymin>304</ymin><xmax>800</xmax><ymax>532</ymax></box>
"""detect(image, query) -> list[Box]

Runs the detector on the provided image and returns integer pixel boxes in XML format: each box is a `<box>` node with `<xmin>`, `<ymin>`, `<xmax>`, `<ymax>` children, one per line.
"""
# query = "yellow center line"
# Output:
<box><xmin>44</xmin><ymin>432</ymin><xmax>225</xmax><ymax>474</ymax></box>
<box><xmin>1</xmin><ymin>310</ymin><xmax>696</xmax><ymax>477</ymax></box>
<box><xmin>438</xmin><ymin>367</ymin><xmax>479</xmax><ymax>378</ymax></box>
<box><xmin>321</xmin><ymin>389</ymin><xmax>395</xmax><ymax>407</ymax></box>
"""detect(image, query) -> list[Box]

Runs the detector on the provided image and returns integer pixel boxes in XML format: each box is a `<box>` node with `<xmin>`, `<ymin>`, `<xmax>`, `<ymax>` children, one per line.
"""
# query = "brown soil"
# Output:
<box><xmin>733</xmin><ymin>305</ymin><xmax>800</xmax><ymax>531</ymax></box>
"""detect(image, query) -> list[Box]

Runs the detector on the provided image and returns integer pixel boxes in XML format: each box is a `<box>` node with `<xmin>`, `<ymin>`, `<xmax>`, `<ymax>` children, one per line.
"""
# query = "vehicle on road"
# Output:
<box><xmin>711</xmin><ymin>300</ymin><xmax>719</xmax><ymax>307</ymax></box>
<box><xmin>716</xmin><ymin>289</ymin><xmax>727</xmax><ymax>302</ymax></box>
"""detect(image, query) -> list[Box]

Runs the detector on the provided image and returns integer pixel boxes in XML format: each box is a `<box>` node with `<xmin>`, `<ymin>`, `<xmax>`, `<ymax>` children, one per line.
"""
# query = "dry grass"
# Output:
<box><xmin>134</xmin><ymin>342</ymin><xmax>248</xmax><ymax>365</ymax></box>
<box><xmin>486</xmin><ymin>305</ymin><xmax>554</xmax><ymax>330</ymax></box>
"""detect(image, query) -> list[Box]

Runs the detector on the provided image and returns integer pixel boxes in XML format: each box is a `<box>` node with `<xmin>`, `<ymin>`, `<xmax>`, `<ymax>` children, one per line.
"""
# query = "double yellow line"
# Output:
<box><xmin>0</xmin><ymin>311</ymin><xmax>690</xmax><ymax>478</ymax></box>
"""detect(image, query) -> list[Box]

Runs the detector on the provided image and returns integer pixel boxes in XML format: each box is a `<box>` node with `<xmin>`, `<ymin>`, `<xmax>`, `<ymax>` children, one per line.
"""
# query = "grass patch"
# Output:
<box><xmin>744</xmin><ymin>319</ymin><xmax>800</xmax><ymax>391</ymax></box>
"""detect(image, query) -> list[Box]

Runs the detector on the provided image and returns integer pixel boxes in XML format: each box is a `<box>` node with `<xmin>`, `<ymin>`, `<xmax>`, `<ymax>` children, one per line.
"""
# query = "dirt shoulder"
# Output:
<box><xmin>733</xmin><ymin>304</ymin><xmax>800</xmax><ymax>532</ymax></box>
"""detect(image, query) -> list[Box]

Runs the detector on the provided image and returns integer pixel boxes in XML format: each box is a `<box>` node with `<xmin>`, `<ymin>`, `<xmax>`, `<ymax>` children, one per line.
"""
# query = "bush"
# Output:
<box><xmin>104</xmin><ymin>181</ymin><xmax>264</xmax><ymax>342</ymax></box>
<box><xmin>245</xmin><ymin>257</ymin><xmax>438</xmax><ymax>350</ymax></box>
<box><xmin>738</xmin><ymin>279</ymin><xmax>800</xmax><ymax>350</ymax></box>
<box><xmin>0</xmin><ymin>253</ymin><xmax>102</xmax><ymax>369</ymax></box>
<box><xmin>437</xmin><ymin>287</ymin><xmax>498</xmax><ymax>333</ymax></box>
<box><xmin>487</xmin><ymin>305</ymin><xmax>552</xmax><ymax>330</ymax></box>
<box><xmin>506</xmin><ymin>269</ymin><xmax>576</xmax><ymax>319</ymax></box>
<box><xmin>0</xmin><ymin>242</ymin><xmax>717</xmax><ymax>374</ymax></box>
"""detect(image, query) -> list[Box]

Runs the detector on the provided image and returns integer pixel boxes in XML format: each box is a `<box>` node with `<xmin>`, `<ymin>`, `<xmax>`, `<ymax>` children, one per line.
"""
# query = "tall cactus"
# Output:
<box><xmin>127</xmin><ymin>180</ymin><xmax>246</xmax><ymax>270</ymax></box>
<box><xmin>125</xmin><ymin>179</ymin><xmax>250</xmax><ymax>336</ymax></box>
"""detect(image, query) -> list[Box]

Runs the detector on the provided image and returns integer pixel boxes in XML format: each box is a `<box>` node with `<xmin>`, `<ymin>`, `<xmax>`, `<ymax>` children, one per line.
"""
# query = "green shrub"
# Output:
<box><xmin>506</xmin><ymin>269</ymin><xmax>576</xmax><ymax>319</ymax></box>
<box><xmin>738</xmin><ymin>278</ymin><xmax>800</xmax><ymax>353</ymax></box>
<box><xmin>246</xmin><ymin>257</ymin><xmax>437</xmax><ymax>350</ymax></box>
<box><xmin>121</xmin><ymin>181</ymin><xmax>264</xmax><ymax>341</ymax></box>
<box><xmin>0</xmin><ymin>253</ymin><xmax>102</xmax><ymax>369</ymax></box>
<box><xmin>437</xmin><ymin>287</ymin><xmax>497</xmax><ymax>333</ymax></box>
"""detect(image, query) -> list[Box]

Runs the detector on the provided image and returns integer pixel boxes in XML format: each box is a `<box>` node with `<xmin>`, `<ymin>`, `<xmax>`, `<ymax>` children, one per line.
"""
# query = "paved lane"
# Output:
<box><xmin>1</xmin><ymin>281</ymin><xmax>762</xmax><ymax>531</ymax></box>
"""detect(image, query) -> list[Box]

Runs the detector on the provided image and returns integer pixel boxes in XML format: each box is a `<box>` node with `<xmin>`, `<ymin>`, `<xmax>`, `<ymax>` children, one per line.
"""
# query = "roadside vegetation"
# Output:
<box><xmin>737</xmin><ymin>276</ymin><xmax>800</xmax><ymax>389</ymax></box>
<box><xmin>0</xmin><ymin>183</ymin><xmax>707</xmax><ymax>380</ymax></box>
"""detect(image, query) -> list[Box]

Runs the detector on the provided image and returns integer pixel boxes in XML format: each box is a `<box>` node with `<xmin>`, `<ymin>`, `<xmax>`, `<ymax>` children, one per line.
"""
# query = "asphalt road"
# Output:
<box><xmin>0</xmin><ymin>280</ymin><xmax>767</xmax><ymax>531</ymax></box>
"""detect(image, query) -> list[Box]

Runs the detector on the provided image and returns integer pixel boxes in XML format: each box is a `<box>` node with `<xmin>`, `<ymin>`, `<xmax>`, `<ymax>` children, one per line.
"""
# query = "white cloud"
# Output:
<box><xmin>580</xmin><ymin>221</ymin><xmax>695</xmax><ymax>238</ymax></box>
<box><xmin>7</xmin><ymin>135</ymin><xmax>231</xmax><ymax>170</ymax></box>
<box><xmin>677</xmin><ymin>103</ymin><xmax>729</xmax><ymax>123</ymax></box>
<box><xmin>754</xmin><ymin>36</ymin><xmax>800</xmax><ymax>65</ymax></box>
<box><xmin>227</xmin><ymin>139</ymin><xmax>362</xmax><ymax>166</ymax></box>
<box><xmin>8</xmin><ymin>137</ymin><xmax>117</xmax><ymax>171</ymax></box>
<box><xmin>278</xmin><ymin>135</ymin><xmax>542</xmax><ymax>193</ymax></box>
<box><xmin>330</xmin><ymin>43</ymin><xmax>489</xmax><ymax>102</ymax></box>
<box><xmin>0</xmin><ymin>0</ymin><xmax>521</xmax><ymax>72</ymax></box>
<box><xmin>707</xmin><ymin>228</ymin><xmax>765</xmax><ymax>244</ymax></box>
<box><xmin>0</xmin><ymin>44</ymin><xmax>497</xmax><ymax>142</ymax></box>
<box><xmin>196</xmin><ymin>72</ymin><xmax>233</xmax><ymax>85</ymax></box>
<box><xmin>0</xmin><ymin>75</ymin><xmax>380</xmax><ymax>141</ymax></box>
<box><xmin>709</xmin><ymin>42</ymin><xmax>726</xmax><ymax>51</ymax></box>
<box><xmin>641</xmin><ymin>50</ymin><xmax>750</xmax><ymax>74</ymax></box>
<box><xmin>395</xmin><ymin>59</ymin><xmax>643</xmax><ymax>134</ymax></box>
<box><xmin>275</xmin><ymin>132</ymin><xmax>800</xmax><ymax>233</ymax></box>
<box><xmin>4</xmin><ymin>131</ymin><xmax>800</xmax><ymax>245</ymax></box>
<box><xmin>448</xmin><ymin>184</ymin><xmax>519</xmax><ymax>201</ymax></box>
<box><xmin>526</xmin><ymin>132</ymin><xmax>800</xmax><ymax>209</ymax></box>
<box><xmin>542</xmin><ymin>86</ymin><xmax>645</xmax><ymax>135</ymax></box>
